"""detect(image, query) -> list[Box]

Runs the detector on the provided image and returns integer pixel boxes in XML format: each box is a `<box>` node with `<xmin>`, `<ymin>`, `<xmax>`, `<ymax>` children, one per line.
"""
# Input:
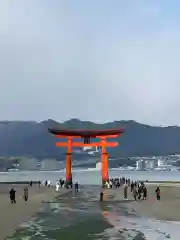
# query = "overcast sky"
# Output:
<box><xmin>1</xmin><ymin>0</ymin><xmax>180</xmax><ymax>125</ymax></box>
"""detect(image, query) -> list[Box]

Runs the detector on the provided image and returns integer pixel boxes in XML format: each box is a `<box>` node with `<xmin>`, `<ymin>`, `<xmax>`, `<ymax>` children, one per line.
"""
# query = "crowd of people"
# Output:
<box><xmin>9</xmin><ymin>177</ymin><xmax>161</xmax><ymax>204</ymax></box>
<box><xmin>55</xmin><ymin>179</ymin><xmax>79</xmax><ymax>192</ymax></box>
<box><xmin>103</xmin><ymin>177</ymin><xmax>161</xmax><ymax>201</ymax></box>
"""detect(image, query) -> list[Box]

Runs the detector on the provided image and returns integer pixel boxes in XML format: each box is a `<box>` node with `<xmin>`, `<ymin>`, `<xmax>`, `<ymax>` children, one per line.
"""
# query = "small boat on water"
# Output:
<box><xmin>7</xmin><ymin>168</ymin><xmax>19</xmax><ymax>172</ymax></box>
<box><xmin>154</xmin><ymin>167</ymin><xmax>171</xmax><ymax>171</ymax></box>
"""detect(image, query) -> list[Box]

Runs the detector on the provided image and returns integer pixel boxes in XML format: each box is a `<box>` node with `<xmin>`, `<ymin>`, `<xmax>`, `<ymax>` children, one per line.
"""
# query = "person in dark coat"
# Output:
<box><xmin>124</xmin><ymin>184</ymin><xmax>128</xmax><ymax>199</ymax></box>
<box><xmin>100</xmin><ymin>192</ymin><xmax>104</xmax><ymax>202</ymax></box>
<box><xmin>143</xmin><ymin>186</ymin><xmax>147</xmax><ymax>200</ymax></box>
<box><xmin>9</xmin><ymin>188</ymin><xmax>16</xmax><ymax>204</ymax></box>
<box><xmin>45</xmin><ymin>180</ymin><xmax>48</xmax><ymax>187</ymax></box>
<box><xmin>133</xmin><ymin>187</ymin><xmax>138</xmax><ymax>201</ymax></box>
<box><xmin>75</xmin><ymin>180</ymin><xmax>79</xmax><ymax>192</ymax></box>
<box><xmin>29</xmin><ymin>181</ymin><xmax>32</xmax><ymax>187</ymax></box>
<box><xmin>131</xmin><ymin>182</ymin><xmax>134</xmax><ymax>192</ymax></box>
<box><xmin>138</xmin><ymin>186</ymin><xmax>142</xmax><ymax>200</ymax></box>
<box><xmin>155</xmin><ymin>186</ymin><xmax>160</xmax><ymax>200</ymax></box>
<box><xmin>38</xmin><ymin>180</ymin><xmax>41</xmax><ymax>188</ymax></box>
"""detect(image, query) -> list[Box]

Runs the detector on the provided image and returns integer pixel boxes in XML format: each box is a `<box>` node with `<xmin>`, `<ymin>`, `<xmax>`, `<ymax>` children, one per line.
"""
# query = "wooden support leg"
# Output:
<box><xmin>66</xmin><ymin>153</ymin><xmax>72</xmax><ymax>185</ymax></box>
<box><xmin>102</xmin><ymin>152</ymin><xmax>109</xmax><ymax>187</ymax></box>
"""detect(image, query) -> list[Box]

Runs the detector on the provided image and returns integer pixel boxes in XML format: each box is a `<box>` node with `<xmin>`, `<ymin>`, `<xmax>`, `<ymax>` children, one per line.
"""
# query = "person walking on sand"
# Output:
<box><xmin>75</xmin><ymin>180</ymin><xmax>79</xmax><ymax>192</ymax></box>
<box><xmin>9</xmin><ymin>188</ymin><xmax>16</xmax><ymax>204</ymax></box>
<box><xmin>143</xmin><ymin>186</ymin><xmax>147</xmax><ymax>200</ymax></box>
<box><xmin>45</xmin><ymin>180</ymin><xmax>48</xmax><ymax>187</ymax></box>
<box><xmin>29</xmin><ymin>180</ymin><xmax>32</xmax><ymax>187</ymax></box>
<box><xmin>131</xmin><ymin>181</ymin><xmax>134</xmax><ymax>192</ymax></box>
<box><xmin>138</xmin><ymin>185</ymin><xmax>142</xmax><ymax>200</ymax></box>
<box><xmin>56</xmin><ymin>180</ymin><xmax>60</xmax><ymax>192</ymax></box>
<box><xmin>100</xmin><ymin>192</ymin><xmax>104</xmax><ymax>202</ymax></box>
<box><xmin>133</xmin><ymin>187</ymin><xmax>138</xmax><ymax>201</ymax></box>
<box><xmin>23</xmin><ymin>187</ymin><xmax>28</xmax><ymax>202</ymax></box>
<box><xmin>38</xmin><ymin>180</ymin><xmax>41</xmax><ymax>188</ymax></box>
<box><xmin>155</xmin><ymin>186</ymin><xmax>160</xmax><ymax>200</ymax></box>
<box><xmin>124</xmin><ymin>183</ymin><xmax>128</xmax><ymax>200</ymax></box>
<box><xmin>47</xmin><ymin>180</ymin><xmax>51</xmax><ymax>187</ymax></box>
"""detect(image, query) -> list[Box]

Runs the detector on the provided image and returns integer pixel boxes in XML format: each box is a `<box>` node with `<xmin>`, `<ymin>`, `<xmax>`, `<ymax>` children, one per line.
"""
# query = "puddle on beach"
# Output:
<box><xmin>6</xmin><ymin>186</ymin><xmax>180</xmax><ymax>240</ymax></box>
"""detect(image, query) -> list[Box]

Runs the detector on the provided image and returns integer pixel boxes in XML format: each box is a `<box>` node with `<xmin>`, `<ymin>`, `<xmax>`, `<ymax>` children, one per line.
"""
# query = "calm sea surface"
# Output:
<box><xmin>1</xmin><ymin>169</ymin><xmax>180</xmax><ymax>184</ymax></box>
<box><xmin>4</xmin><ymin>169</ymin><xmax>180</xmax><ymax>240</ymax></box>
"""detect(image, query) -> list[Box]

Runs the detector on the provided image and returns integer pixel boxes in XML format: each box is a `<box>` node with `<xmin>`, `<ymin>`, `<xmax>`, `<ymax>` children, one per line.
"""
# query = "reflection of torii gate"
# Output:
<box><xmin>48</xmin><ymin>128</ymin><xmax>124</xmax><ymax>186</ymax></box>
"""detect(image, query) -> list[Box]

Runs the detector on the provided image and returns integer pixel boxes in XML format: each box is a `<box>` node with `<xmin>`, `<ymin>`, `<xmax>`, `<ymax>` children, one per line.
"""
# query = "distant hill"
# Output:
<box><xmin>0</xmin><ymin>119</ymin><xmax>180</xmax><ymax>158</ymax></box>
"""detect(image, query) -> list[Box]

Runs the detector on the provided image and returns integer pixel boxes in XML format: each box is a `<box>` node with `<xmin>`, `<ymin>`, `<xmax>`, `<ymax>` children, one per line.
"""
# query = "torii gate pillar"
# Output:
<box><xmin>101</xmin><ymin>138</ymin><xmax>109</xmax><ymax>184</ymax></box>
<box><xmin>66</xmin><ymin>138</ymin><xmax>72</xmax><ymax>184</ymax></box>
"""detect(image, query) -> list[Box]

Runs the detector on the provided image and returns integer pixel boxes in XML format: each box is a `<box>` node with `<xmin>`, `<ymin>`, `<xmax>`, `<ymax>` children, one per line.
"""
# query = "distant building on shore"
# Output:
<box><xmin>19</xmin><ymin>157</ymin><xmax>39</xmax><ymax>170</ymax></box>
<box><xmin>136</xmin><ymin>160</ymin><xmax>145</xmax><ymax>170</ymax></box>
<box><xmin>40</xmin><ymin>158</ymin><xmax>59</xmax><ymax>171</ymax></box>
<box><xmin>83</xmin><ymin>146</ymin><xmax>99</xmax><ymax>155</ymax></box>
<box><xmin>145</xmin><ymin>160</ymin><xmax>157</xmax><ymax>170</ymax></box>
<box><xmin>157</xmin><ymin>158</ymin><xmax>167</xmax><ymax>167</ymax></box>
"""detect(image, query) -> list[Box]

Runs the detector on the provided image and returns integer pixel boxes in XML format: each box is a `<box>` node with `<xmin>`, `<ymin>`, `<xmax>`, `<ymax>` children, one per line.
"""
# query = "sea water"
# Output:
<box><xmin>3</xmin><ymin>169</ymin><xmax>180</xmax><ymax>240</ymax></box>
<box><xmin>1</xmin><ymin>169</ymin><xmax>180</xmax><ymax>184</ymax></box>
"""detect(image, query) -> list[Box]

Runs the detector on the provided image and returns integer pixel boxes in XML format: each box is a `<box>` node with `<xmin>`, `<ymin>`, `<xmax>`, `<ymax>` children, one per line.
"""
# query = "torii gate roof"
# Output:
<box><xmin>48</xmin><ymin>128</ymin><xmax>124</xmax><ymax>137</ymax></box>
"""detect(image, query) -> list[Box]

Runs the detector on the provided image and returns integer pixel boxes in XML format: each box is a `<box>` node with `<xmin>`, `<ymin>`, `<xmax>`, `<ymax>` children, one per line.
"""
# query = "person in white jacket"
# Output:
<box><xmin>56</xmin><ymin>180</ymin><xmax>60</xmax><ymax>192</ymax></box>
<box><xmin>47</xmin><ymin>180</ymin><xmax>51</xmax><ymax>187</ymax></box>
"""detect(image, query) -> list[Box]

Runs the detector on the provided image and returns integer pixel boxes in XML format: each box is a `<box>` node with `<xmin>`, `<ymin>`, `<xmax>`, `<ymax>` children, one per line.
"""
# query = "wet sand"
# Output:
<box><xmin>107</xmin><ymin>185</ymin><xmax>180</xmax><ymax>221</ymax></box>
<box><xmin>0</xmin><ymin>184</ymin><xmax>69</xmax><ymax>239</ymax></box>
<box><xmin>6</xmin><ymin>184</ymin><xmax>180</xmax><ymax>240</ymax></box>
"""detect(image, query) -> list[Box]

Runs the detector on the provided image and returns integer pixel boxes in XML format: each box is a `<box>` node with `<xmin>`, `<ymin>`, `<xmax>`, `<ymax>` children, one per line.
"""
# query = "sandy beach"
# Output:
<box><xmin>0</xmin><ymin>183</ymin><xmax>69</xmax><ymax>239</ymax></box>
<box><xmin>4</xmin><ymin>183</ymin><xmax>180</xmax><ymax>240</ymax></box>
<box><xmin>106</xmin><ymin>184</ymin><xmax>180</xmax><ymax>221</ymax></box>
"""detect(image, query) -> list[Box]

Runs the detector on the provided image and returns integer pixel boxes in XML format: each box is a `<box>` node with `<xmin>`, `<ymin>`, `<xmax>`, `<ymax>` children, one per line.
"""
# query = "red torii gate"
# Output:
<box><xmin>48</xmin><ymin>128</ymin><xmax>124</xmax><ymax>185</ymax></box>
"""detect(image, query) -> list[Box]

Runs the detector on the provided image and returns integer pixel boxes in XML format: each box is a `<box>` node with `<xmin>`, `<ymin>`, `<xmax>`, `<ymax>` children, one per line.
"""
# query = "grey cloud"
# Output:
<box><xmin>0</xmin><ymin>0</ymin><xmax>179</xmax><ymax>125</ymax></box>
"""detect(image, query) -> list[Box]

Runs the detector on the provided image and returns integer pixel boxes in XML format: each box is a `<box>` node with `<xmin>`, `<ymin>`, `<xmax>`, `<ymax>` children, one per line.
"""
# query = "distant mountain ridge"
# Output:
<box><xmin>0</xmin><ymin>119</ymin><xmax>180</xmax><ymax>158</ymax></box>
